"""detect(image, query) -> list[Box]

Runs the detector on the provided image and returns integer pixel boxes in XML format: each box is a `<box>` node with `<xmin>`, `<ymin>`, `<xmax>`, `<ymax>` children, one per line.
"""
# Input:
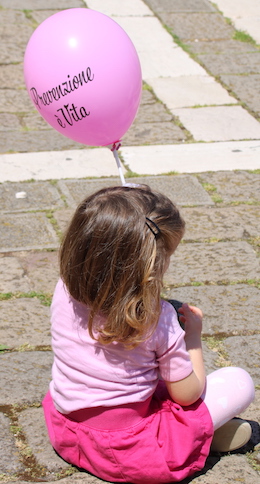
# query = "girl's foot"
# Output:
<box><xmin>211</xmin><ymin>418</ymin><xmax>252</xmax><ymax>453</ymax></box>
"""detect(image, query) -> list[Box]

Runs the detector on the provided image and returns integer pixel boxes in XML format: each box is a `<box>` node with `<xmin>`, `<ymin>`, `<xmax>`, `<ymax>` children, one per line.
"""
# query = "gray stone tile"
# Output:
<box><xmin>202</xmin><ymin>341</ymin><xmax>219</xmax><ymax>373</ymax></box>
<box><xmin>0</xmin><ymin>351</ymin><xmax>52</xmax><ymax>405</ymax></box>
<box><xmin>22</xmin><ymin>112</ymin><xmax>53</xmax><ymax>131</ymax></box>
<box><xmin>30</xmin><ymin>10</ymin><xmax>63</xmax><ymax>24</ymax></box>
<box><xmin>240</xmin><ymin>389</ymin><xmax>260</xmax><ymax>423</ymax></box>
<box><xmin>0</xmin><ymin>129</ymin><xmax>83</xmax><ymax>155</ymax></box>
<box><xmin>123</xmin><ymin>87</ymin><xmax>187</xmax><ymax>144</ymax></box>
<box><xmin>5</xmin><ymin>474</ymin><xmax>109</xmax><ymax>483</ymax></box>
<box><xmin>0</xmin><ymin>250</ymin><xmax>57</xmax><ymax>295</ymax></box>
<box><xmin>0</xmin><ymin>42</ymin><xmax>26</xmax><ymax>64</ymax></box>
<box><xmin>18</xmin><ymin>250</ymin><xmax>59</xmax><ymax>294</ymax></box>
<box><xmin>0</xmin><ymin>213</ymin><xmax>59</xmax><ymax>252</ymax></box>
<box><xmin>166</xmin><ymin>241</ymin><xmax>260</xmax><ymax>284</ymax></box>
<box><xmin>158</xmin><ymin>12</ymin><xmax>234</xmax><ymax>41</ymax></box>
<box><xmin>123</xmin><ymin>121</ymin><xmax>186</xmax><ymax>146</ymax></box>
<box><xmin>0</xmin><ymin>113</ymin><xmax>21</xmax><ymax>131</ymax></box>
<box><xmin>223</xmin><ymin>335</ymin><xmax>260</xmax><ymax>386</ymax></box>
<box><xmin>185</xmin><ymin>39</ymin><xmax>259</xmax><ymax>55</ymax></box>
<box><xmin>0</xmin><ymin>255</ymin><xmax>31</xmax><ymax>292</ymax></box>
<box><xmin>0</xmin><ymin>89</ymin><xmax>37</xmax><ymax>113</ymax></box>
<box><xmin>198</xmin><ymin>52</ymin><xmax>260</xmax><ymax>75</ymax></box>
<box><xmin>165</xmin><ymin>284</ymin><xmax>260</xmax><ymax>336</ymax></box>
<box><xmin>0</xmin><ymin>9</ymin><xmax>28</xmax><ymax>24</ymax></box>
<box><xmin>0</xmin><ymin>413</ymin><xmax>24</xmax><ymax>474</ymax></box>
<box><xmin>58</xmin><ymin>175</ymin><xmax>214</xmax><ymax>208</ymax></box>
<box><xmin>198</xmin><ymin>171</ymin><xmax>260</xmax><ymax>203</ymax></box>
<box><xmin>19</xmin><ymin>407</ymin><xmax>69</xmax><ymax>473</ymax></box>
<box><xmin>221</xmin><ymin>74</ymin><xmax>260</xmax><ymax>116</ymax></box>
<box><xmin>0</xmin><ymin>181</ymin><xmax>64</xmax><ymax>213</ymax></box>
<box><xmin>54</xmin><ymin>209</ymin><xmax>74</xmax><ymax>233</ymax></box>
<box><xmin>144</xmin><ymin>0</ymin><xmax>215</xmax><ymax>13</ymax></box>
<box><xmin>0</xmin><ymin>0</ymin><xmax>84</xmax><ymax>8</ymax></box>
<box><xmin>141</xmin><ymin>88</ymin><xmax>159</xmax><ymax>105</ymax></box>
<box><xmin>0</xmin><ymin>22</ymin><xmax>34</xmax><ymax>46</ymax></box>
<box><xmin>0</xmin><ymin>64</ymin><xmax>24</xmax><ymax>89</ymax></box>
<box><xmin>0</xmin><ymin>298</ymin><xmax>51</xmax><ymax>348</ymax></box>
<box><xmin>135</xmin><ymin>102</ymin><xmax>172</xmax><ymax>123</ymax></box>
<box><xmin>189</xmin><ymin>454</ymin><xmax>260</xmax><ymax>483</ymax></box>
<box><xmin>182</xmin><ymin>205</ymin><xmax>260</xmax><ymax>240</ymax></box>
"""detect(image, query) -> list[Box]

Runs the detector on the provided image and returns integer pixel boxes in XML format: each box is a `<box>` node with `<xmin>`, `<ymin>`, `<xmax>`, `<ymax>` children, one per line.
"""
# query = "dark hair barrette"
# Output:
<box><xmin>145</xmin><ymin>217</ymin><xmax>161</xmax><ymax>239</ymax></box>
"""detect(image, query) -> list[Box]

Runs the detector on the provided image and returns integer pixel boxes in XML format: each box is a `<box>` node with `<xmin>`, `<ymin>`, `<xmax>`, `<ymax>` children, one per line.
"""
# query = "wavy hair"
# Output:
<box><xmin>60</xmin><ymin>185</ymin><xmax>185</xmax><ymax>348</ymax></box>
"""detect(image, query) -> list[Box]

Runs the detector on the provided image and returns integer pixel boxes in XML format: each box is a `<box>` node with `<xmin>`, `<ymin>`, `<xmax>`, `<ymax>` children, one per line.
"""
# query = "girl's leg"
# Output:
<box><xmin>202</xmin><ymin>367</ymin><xmax>255</xmax><ymax>430</ymax></box>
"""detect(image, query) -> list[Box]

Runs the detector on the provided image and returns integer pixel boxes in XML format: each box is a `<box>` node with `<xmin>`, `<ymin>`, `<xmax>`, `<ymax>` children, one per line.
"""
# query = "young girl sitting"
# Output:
<box><xmin>43</xmin><ymin>185</ymin><xmax>255</xmax><ymax>484</ymax></box>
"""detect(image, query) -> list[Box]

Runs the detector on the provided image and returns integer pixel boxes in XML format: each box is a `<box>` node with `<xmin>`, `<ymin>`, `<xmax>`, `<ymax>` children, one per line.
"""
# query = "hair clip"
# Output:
<box><xmin>145</xmin><ymin>217</ymin><xmax>161</xmax><ymax>239</ymax></box>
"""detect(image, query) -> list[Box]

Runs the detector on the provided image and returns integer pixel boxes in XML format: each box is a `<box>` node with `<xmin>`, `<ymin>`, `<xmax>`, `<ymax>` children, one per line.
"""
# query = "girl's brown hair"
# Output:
<box><xmin>60</xmin><ymin>185</ymin><xmax>185</xmax><ymax>348</ymax></box>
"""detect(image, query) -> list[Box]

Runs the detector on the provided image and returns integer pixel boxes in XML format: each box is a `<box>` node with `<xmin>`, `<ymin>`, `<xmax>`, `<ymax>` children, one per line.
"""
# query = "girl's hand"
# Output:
<box><xmin>165</xmin><ymin>302</ymin><xmax>206</xmax><ymax>405</ymax></box>
<box><xmin>178</xmin><ymin>303</ymin><xmax>203</xmax><ymax>337</ymax></box>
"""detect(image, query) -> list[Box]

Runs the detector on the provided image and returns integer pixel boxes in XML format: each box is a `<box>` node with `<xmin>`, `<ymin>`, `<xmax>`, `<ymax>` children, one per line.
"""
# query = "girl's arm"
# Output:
<box><xmin>165</xmin><ymin>304</ymin><xmax>206</xmax><ymax>406</ymax></box>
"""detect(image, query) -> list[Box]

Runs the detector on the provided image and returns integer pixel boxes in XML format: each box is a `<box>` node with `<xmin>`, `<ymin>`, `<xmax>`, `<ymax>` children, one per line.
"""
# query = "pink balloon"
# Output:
<box><xmin>24</xmin><ymin>8</ymin><xmax>142</xmax><ymax>147</ymax></box>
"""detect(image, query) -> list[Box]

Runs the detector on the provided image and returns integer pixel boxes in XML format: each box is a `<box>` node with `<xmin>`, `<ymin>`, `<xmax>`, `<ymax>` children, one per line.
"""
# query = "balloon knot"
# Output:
<box><xmin>111</xmin><ymin>141</ymin><xmax>121</xmax><ymax>151</ymax></box>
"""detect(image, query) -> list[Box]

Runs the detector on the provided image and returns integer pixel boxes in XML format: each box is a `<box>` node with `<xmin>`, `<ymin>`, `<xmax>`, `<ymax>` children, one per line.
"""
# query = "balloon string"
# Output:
<box><xmin>112</xmin><ymin>148</ymin><xmax>126</xmax><ymax>186</ymax></box>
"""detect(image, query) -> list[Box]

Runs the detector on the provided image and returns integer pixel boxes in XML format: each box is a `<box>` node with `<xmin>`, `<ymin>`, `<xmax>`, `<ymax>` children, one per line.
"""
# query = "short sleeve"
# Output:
<box><xmin>155</xmin><ymin>301</ymin><xmax>193</xmax><ymax>382</ymax></box>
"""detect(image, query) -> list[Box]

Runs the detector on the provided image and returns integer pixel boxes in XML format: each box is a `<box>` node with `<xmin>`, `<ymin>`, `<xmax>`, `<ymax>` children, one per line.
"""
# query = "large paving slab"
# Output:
<box><xmin>157</xmin><ymin>12</ymin><xmax>234</xmax><ymax>41</ymax></box>
<box><xmin>188</xmin><ymin>454</ymin><xmax>260</xmax><ymax>483</ymax></box>
<box><xmin>0</xmin><ymin>181</ymin><xmax>64</xmax><ymax>213</ymax></box>
<box><xmin>17</xmin><ymin>251</ymin><xmax>59</xmax><ymax>294</ymax></box>
<box><xmin>0</xmin><ymin>351</ymin><xmax>52</xmax><ymax>405</ymax></box>
<box><xmin>19</xmin><ymin>407</ymin><xmax>69</xmax><ymax>473</ymax></box>
<box><xmin>86</xmin><ymin>0</ymin><xmax>153</xmax><ymax>16</ymax></box>
<box><xmin>0</xmin><ymin>90</ymin><xmax>33</xmax><ymax>113</ymax></box>
<box><xmin>0</xmin><ymin>113</ymin><xmax>22</xmax><ymax>132</ymax></box>
<box><xmin>0</xmin><ymin>252</ymin><xmax>59</xmax><ymax>293</ymax></box>
<box><xmin>166</xmin><ymin>241</ymin><xmax>260</xmax><ymax>284</ymax></box>
<box><xmin>197</xmin><ymin>52</ymin><xmax>260</xmax><ymax>76</ymax></box>
<box><xmin>0</xmin><ymin>129</ymin><xmax>83</xmax><ymax>156</ymax></box>
<box><xmin>0</xmin><ymin>42</ymin><xmax>26</xmax><ymax>64</ymax></box>
<box><xmin>53</xmin><ymin>208</ymin><xmax>74</xmax><ymax>233</ymax></box>
<box><xmin>0</xmin><ymin>148</ymin><xmax>123</xmax><ymax>182</ymax></box>
<box><xmin>234</xmin><ymin>17</ymin><xmax>260</xmax><ymax>45</ymax></box>
<box><xmin>212</xmin><ymin>0</ymin><xmax>260</xmax><ymax>44</ymax></box>
<box><xmin>143</xmin><ymin>0</ymin><xmax>216</xmax><ymax>13</ymax></box>
<box><xmin>182</xmin><ymin>205</ymin><xmax>260</xmax><ymax>240</ymax></box>
<box><xmin>0</xmin><ymin>0</ymin><xmax>84</xmax><ymax>8</ymax></box>
<box><xmin>240</xmin><ymin>389</ymin><xmax>260</xmax><ymax>423</ymax></box>
<box><xmin>146</xmin><ymin>76</ymin><xmax>237</xmax><ymax>110</ymax></box>
<box><xmin>123</xmin><ymin>88</ymin><xmax>186</xmax><ymax>145</ymax></box>
<box><xmin>3</xmin><ymin>474</ymin><xmax>110</xmax><ymax>484</ymax></box>
<box><xmin>0</xmin><ymin>413</ymin><xmax>24</xmax><ymax>475</ymax></box>
<box><xmin>121</xmin><ymin>142</ymin><xmax>260</xmax><ymax>174</ymax></box>
<box><xmin>0</xmin><ymin>213</ymin><xmax>59</xmax><ymax>252</ymax></box>
<box><xmin>165</xmin><ymin>284</ymin><xmax>260</xmax><ymax>336</ymax></box>
<box><xmin>26</xmin><ymin>9</ymin><xmax>61</xmax><ymax>25</ymax></box>
<box><xmin>110</xmin><ymin>16</ymin><xmax>207</xmax><ymax>79</ymax></box>
<box><xmin>172</xmin><ymin>106</ymin><xmax>260</xmax><ymax>142</ymax></box>
<box><xmin>198</xmin><ymin>170</ymin><xmax>260</xmax><ymax>203</ymax></box>
<box><xmin>0</xmin><ymin>298</ymin><xmax>51</xmax><ymax>349</ymax></box>
<box><xmin>185</xmin><ymin>39</ymin><xmax>259</xmax><ymax>55</ymax></box>
<box><xmin>220</xmin><ymin>74</ymin><xmax>260</xmax><ymax>117</ymax></box>
<box><xmin>0</xmin><ymin>256</ymin><xmax>31</xmax><ymax>292</ymax></box>
<box><xmin>223</xmin><ymin>335</ymin><xmax>260</xmax><ymax>386</ymax></box>
<box><xmin>58</xmin><ymin>175</ymin><xmax>214</xmax><ymax>207</ymax></box>
<box><xmin>0</xmin><ymin>12</ymin><xmax>33</xmax><ymax>45</ymax></box>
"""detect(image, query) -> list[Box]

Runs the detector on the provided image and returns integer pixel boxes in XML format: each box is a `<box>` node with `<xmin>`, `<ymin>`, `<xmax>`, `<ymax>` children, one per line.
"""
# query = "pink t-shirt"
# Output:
<box><xmin>50</xmin><ymin>279</ymin><xmax>193</xmax><ymax>414</ymax></box>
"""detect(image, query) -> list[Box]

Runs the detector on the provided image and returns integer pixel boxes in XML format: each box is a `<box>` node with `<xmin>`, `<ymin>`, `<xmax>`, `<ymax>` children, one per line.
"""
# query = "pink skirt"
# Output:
<box><xmin>43</xmin><ymin>382</ymin><xmax>213</xmax><ymax>484</ymax></box>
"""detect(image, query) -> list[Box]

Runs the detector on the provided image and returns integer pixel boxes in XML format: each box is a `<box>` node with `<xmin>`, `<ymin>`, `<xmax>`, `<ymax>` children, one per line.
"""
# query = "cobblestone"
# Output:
<box><xmin>0</xmin><ymin>351</ymin><xmax>52</xmax><ymax>406</ymax></box>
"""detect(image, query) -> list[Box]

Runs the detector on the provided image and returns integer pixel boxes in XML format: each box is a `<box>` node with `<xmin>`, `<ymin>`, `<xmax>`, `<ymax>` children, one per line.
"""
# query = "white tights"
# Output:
<box><xmin>201</xmin><ymin>367</ymin><xmax>255</xmax><ymax>430</ymax></box>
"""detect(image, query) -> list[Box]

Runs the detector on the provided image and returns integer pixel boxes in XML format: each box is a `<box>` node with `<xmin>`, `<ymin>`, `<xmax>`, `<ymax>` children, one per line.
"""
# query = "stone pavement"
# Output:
<box><xmin>0</xmin><ymin>0</ymin><xmax>260</xmax><ymax>483</ymax></box>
